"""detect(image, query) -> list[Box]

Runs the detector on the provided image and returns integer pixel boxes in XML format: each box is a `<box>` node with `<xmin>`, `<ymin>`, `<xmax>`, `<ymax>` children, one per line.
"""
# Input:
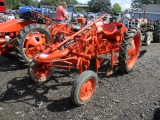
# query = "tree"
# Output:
<box><xmin>112</xmin><ymin>3</ymin><xmax>122</xmax><ymax>13</ymax></box>
<box><xmin>88</xmin><ymin>0</ymin><xmax>111</xmax><ymax>12</ymax></box>
<box><xmin>40</xmin><ymin>0</ymin><xmax>52</xmax><ymax>5</ymax></box>
<box><xmin>5</xmin><ymin>0</ymin><xmax>25</xmax><ymax>9</ymax></box>
<box><xmin>40</xmin><ymin>0</ymin><xmax>78</xmax><ymax>7</ymax></box>
<box><xmin>152</xmin><ymin>0</ymin><xmax>160</xmax><ymax>3</ymax></box>
<box><xmin>32</xmin><ymin>0</ymin><xmax>39</xmax><ymax>7</ymax></box>
<box><xmin>5</xmin><ymin>0</ymin><xmax>40</xmax><ymax>9</ymax></box>
<box><xmin>5</xmin><ymin>0</ymin><xmax>81</xmax><ymax>10</ymax></box>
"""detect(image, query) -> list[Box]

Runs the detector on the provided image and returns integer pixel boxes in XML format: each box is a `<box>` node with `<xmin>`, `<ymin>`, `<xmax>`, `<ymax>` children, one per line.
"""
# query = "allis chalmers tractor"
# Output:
<box><xmin>0</xmin><ymin>19</ymin><xmax>37</xmax><ymax>56</ymax></box>
<box><xmin>0</xmin><ymin>10</ymin><xmax>54</xmax><ymax>65</ymax></box>
<box><xmin>27</xmin><ymin>7</ymin><xmax>141</xmax><ymax>106</ymax></box>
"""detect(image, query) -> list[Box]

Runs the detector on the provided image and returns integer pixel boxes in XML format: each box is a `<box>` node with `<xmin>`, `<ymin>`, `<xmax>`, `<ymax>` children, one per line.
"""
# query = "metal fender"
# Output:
<box><xmin>0</xmin><ymin>19</ymin><xmax>38</xmax><ymax>32</ymax></box>
<box><xmin>35</xmin><ymin>48</ymin><xmax>71</xmax><ymax>62</ymax></box>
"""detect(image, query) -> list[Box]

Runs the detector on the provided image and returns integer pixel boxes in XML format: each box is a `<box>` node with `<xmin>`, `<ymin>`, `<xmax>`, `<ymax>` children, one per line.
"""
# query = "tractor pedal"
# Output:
<box><xmin>106</xmin><ymin>67</ymin><xmax>113</xmax><ymax>76</ymax></box>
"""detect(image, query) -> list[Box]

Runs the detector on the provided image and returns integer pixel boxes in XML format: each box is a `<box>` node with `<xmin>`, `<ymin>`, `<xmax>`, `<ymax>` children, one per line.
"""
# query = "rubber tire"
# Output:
<box><xmin>1</xmin><ymin>52</ymin><xmax>16</xmax><ymax>59</ymax></box>
<box><xmin>15</xmin><ymin>24</ymin><xmax>51</xmax><ymax>65</ymax></box>
<box><xmin>153</xmin><ymin>22</ymin><xmax>160</xmax><ymax>43</ymax></box>
<box><xmin>118</xmin><ymin>27</ymin><xmax>141</xmax><ymax>74</ymax></box>
<box><xmin>71</xmin><ymin>70</ymin><xmax>98</xmax><ymax>106</ymax></box>
<box><xmin>28</xmin><ymin>60</ymin><xmax>52</xmax><ymax>84</ymax></box>
<box><xmin>144</xmin><ymin>32</ymin><xmax>153</xmax><ymax>46</ymax></box>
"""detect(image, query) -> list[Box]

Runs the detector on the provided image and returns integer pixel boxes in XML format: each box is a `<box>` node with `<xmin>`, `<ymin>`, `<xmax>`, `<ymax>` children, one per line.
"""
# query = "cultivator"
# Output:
<box><xmin>27</xmin><ymin>13</ymin><xmax>141</xmax><ymax>105</ymax></box>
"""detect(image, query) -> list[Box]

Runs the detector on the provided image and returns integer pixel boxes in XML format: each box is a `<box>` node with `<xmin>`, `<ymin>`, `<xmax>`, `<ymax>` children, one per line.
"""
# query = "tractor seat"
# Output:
<box><xmin>101</xmin><ymin>24</ymin><xmax>117</xmax><ymax>36</ymax></box>
<box><xmin>96</xmin><ymin>22</ymin><xmax>117</xmax><ymax>35</ymax></box>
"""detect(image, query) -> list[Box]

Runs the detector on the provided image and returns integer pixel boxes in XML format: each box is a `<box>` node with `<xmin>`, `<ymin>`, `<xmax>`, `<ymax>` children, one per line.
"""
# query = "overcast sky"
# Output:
<box><xmin>77</xmin><ymin>0</ymin><xmax>131</xmax><ymax>11</ymax></box>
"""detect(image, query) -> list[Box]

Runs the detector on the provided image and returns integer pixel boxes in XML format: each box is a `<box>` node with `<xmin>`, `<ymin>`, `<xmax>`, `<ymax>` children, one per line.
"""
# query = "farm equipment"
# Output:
<box><xmin>0</xmin><ymin>6</ymin><xmax>58</xmax><ymax>65</ymax></box>
<box><xmin>0</xmin><ymin>6</ymin><xmax>43</xmax><ymax>63</ymax></box>
<box><xmin>0</xmin><ymin>19</ymin><xmax>38</xmax><ymax>55</ymax></box>
<box><xmin>128</xmin><ymin>18</ymin><xmax>154</xmax><ymax>46</ymax></box>
<box><xmin>27</xmin><ymin>7</ymin><xmax>141</xmax><ymax>106</ymax></box>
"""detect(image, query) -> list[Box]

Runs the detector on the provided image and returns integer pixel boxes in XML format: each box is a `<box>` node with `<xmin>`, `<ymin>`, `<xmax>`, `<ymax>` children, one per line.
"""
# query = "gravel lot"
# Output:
<box><xmin>0</xmin><ymin>43</ymin><xmax>160</xmax><ymax>120</ymax></box>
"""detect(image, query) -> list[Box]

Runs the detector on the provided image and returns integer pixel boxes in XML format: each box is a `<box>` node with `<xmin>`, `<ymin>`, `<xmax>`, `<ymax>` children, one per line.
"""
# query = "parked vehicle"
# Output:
<box><xmin>0</xmin><ymin>12</ymin><xmax>4</xmax><ymax>22</ymax></box>
<box><xmin>38</xmin><ymin>5</ymin><xmax>54</xmax><ymax>23</ymax></box>
<box><xmin>0</xmin><ymin>0</ymin><xmax>5</xmax><ymax>13</ymax></box>
<box><xmin>67</xmin><ymin>12</ymin><xmax>84</xmax><ymax>18</ymax></box>
<box><xmin>83</xmin><ymin>12</ymin><xmax>95</xmax><ymax>19</ymax></box>
<box><xmin>75</xmin><ymin>12</ymin><xmax>84</xmax><ymax>17</ymax></box>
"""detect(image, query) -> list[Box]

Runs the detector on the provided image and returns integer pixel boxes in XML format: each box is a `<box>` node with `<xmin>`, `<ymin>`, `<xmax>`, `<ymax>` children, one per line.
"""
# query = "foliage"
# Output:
<box><xmin>40</xmin><ymin>0</ymin><xmax>78</xmax><ymax>7</ymax></box>
<box><xmin>4</xmin><ymin>0</ymin><xmax>79</xmax><ymax>10</ymax></box>
<box><xmin>5</xmin><ymin>0</ymin><xmax>24</xmax><ymax>9</ymax></box>
<box><xmin>112</xmin><ymin>3</ymin><xmax>122</xmax><ymax>13</ymax></box>
<box><xmin>152</xmin><ymin>0</ymin><xmax>160</xmax><ymax>3</ymax></box>
<box><xmin>88</xmin><ymin>0</ymin><xmax>111</xmax><ymax>12</ymax></box>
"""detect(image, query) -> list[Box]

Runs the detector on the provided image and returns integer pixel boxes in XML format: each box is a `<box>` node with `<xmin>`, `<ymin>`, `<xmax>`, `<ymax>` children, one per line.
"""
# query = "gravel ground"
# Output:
<box><xmin>0</xmin><ymin>43</ymin><xmax>160</xmax><ymax>120</ymax></box>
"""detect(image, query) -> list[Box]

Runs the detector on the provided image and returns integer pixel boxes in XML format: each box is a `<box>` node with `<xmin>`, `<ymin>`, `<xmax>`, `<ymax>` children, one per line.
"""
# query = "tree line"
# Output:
<box><xmin>5</xmin><ymin>0</ymin><xmax>160</xmax><ymax>13</ymax></box>
<box><xmin>5</xmin><ymin>0</ymin><xmax>80</xmax><ymax>9</ymax></box>
<box><xmin>5</xmin><ymin>0</ymin><xmax>124</xmax><ymax>14</ymax></box>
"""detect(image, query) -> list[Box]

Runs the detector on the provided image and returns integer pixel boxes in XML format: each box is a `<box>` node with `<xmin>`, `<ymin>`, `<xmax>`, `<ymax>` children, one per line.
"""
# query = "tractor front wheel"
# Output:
<box><xmin>118</xmin><ymin>28</ymin><xmax>141</xmax><ymax>73</ymax></box>
<box><xmin>71</xmin><ymin>70</ymin><xmax>98</xmax><ymax>106</ymax></box>
<box><xmin>15</xmin><ymin>24</ymin><xmax>51</xmax><ymax>65</ymax></box>
<box><xmin>144</xmin><ymin>32</ymin><xmax>153</xmax><ymax>46</ymax></box>
<box><xmin>28</xmin><ymin>60</ymin><xmax>52</xmax><ymax>83</ymax></box>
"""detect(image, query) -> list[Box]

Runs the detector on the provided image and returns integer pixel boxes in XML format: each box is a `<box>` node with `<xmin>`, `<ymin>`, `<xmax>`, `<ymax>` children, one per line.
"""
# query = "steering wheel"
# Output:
<box><xmin>68</xmin><ymin>6</ymin><xmax>88</xmax><ymax>27</ymax></box>
<box><xmin>101</xmin><ymin>6</ymin><xmax>114</xmax><ymax>22</ymax></box>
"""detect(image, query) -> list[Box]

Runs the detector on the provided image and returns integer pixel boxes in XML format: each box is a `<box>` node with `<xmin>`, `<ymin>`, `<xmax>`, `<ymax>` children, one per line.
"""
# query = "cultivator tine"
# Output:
<box><xmin>106</xmin><ymin>66</ymin><xmax>113</xmax><ymax>76</ymax></box>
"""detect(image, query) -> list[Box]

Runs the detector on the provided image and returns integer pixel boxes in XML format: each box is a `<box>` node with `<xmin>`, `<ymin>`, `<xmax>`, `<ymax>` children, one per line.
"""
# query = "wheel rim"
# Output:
<box><xmin>23</xmin><ymin>31</ymin><xmax>49</xmax><ymax>61</ymax></box>
<box><xmin>34</xmin><ymin>62</ymin><xmax>51</xmax><ymax>79</ymax></box>
<box><xmin>79</xmin><ymin>78</ymin><xmax>96</xmax><ymax>101</ymax></box>
<box><xmin>127</xmin><ymin>34</ymin><xmax>140</xmax><ymax>68</ymax></box>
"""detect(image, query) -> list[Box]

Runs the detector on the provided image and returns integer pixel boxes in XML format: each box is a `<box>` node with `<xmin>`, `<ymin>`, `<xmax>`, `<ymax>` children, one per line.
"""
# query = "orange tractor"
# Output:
<box><xmin>0</xmin><ymin>11</ymin><xmax>56</xmax><ymax>65</ymax></box>
<box><xmin>27</xmin><ymin>7</ymin><xmax>141</xmax><ymax>106</ymax></box>
<box><xmin>0</xmin><ymin>19</ymin><xmax>37</xmax><ymax>56</ymax></box>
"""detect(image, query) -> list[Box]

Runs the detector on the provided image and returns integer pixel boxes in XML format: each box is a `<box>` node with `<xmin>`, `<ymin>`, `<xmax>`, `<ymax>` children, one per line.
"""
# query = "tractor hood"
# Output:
<box><xmin>0</xmin><ymin>19</ymin><xmax>37</xmax><ymax>32</ymax></box>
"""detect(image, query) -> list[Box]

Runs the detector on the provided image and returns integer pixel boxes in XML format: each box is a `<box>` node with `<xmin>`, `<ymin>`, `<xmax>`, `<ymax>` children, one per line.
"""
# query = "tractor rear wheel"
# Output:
<box><xmin>153</xmin><ymin>22</ymin><xmax>160</xmax><ymax>43</ymax></box>
<box><xmin>15</xmin><ymin>24</ymin><xmax>51</xmax><ymax>65</ymax></box>
<box><xmin>28</xmin><ymin>60</ymin><xmax>52</xmax><ymax>83</ymax></box>
<box><xmin>1</xmin><ymin>52</ymin><xmax>16</xmax><ymax>59</ymax></box>
<box><xmin>71</xmin><ymin>70</ymin><xmax>98</xmax><ymax>106</ymax></box>
<box><xmin>118</xmin><ymin>28</ymin><xmax>141</xmax><ymax>73</ymax></box>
